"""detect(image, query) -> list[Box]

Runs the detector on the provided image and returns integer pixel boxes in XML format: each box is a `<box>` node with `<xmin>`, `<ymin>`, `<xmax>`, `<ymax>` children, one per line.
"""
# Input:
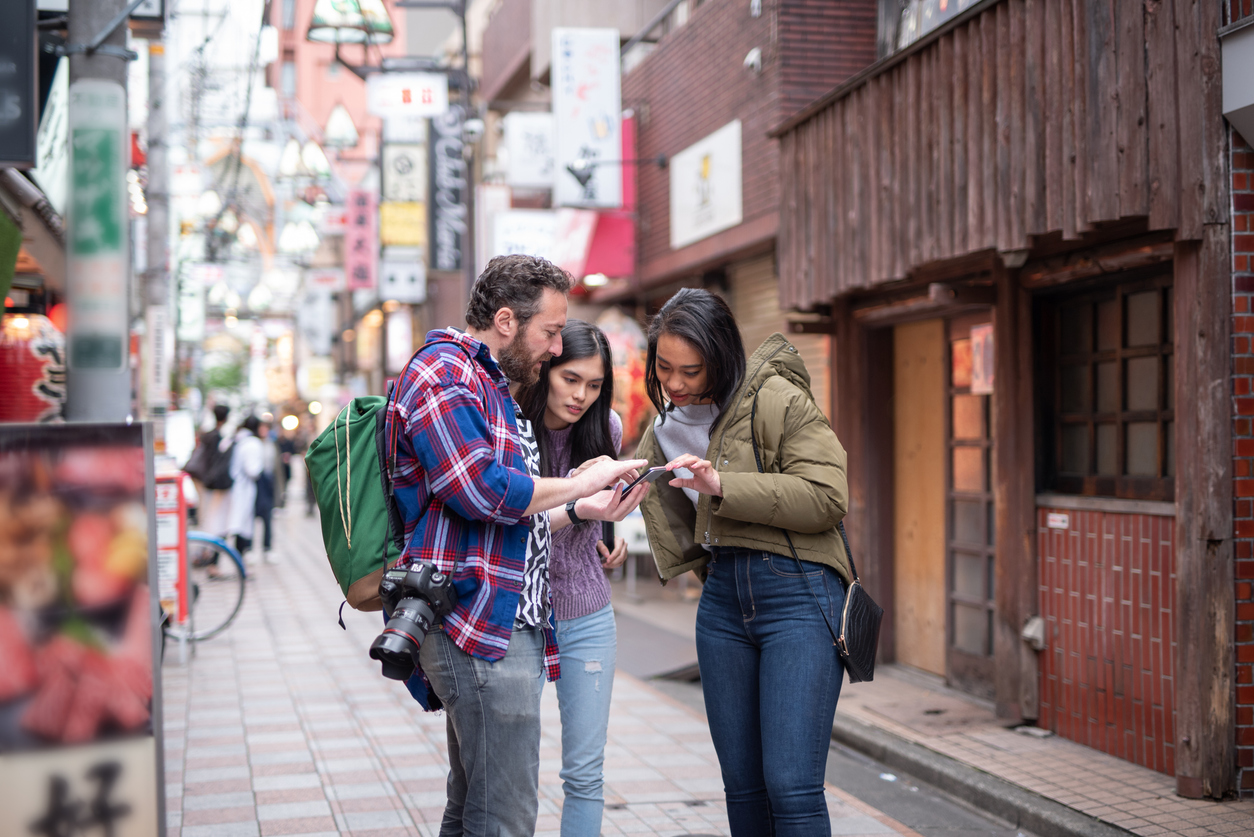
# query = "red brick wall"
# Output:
<box><xmin>623</xmin><ymin>0</ymin><xmax>876</xmax><ymax>281</ymax></box>
<box><xmin>1232</xmin><ymin>129</ymin><xmax>1254</xmax><ymax>795</ymax></box>
<box><xmin>1037</xmin><ymin>507</ymin><xmax>1177</xmax><ymax>775</ymax></box>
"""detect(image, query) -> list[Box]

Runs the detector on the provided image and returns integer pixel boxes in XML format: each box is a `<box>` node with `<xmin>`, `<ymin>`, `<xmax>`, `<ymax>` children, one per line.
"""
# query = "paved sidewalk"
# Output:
<box><xmin>160</xmin><ymin>508</ymin><xmax>922</xmax><ymax>837</ymax></box>
<box><xmin>608</xmin><ymin>564</ymin><xmax>1254</xmax><ymax>837</ymax></box>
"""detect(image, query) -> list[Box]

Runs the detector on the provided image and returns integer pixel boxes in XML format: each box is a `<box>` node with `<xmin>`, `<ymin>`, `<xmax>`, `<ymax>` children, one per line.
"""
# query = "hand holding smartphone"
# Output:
<box><xmin>620</xmin><ymin>466</ymin><xmax>671</xmax><ymax>493</ymax></box>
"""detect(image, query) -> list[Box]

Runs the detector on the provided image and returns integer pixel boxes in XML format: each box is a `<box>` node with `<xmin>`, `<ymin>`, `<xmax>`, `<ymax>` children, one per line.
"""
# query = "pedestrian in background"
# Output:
<box><xmin>254</xmin><ymin>419</ymin><xmax>278</xmax><ymax>563</ymax></box>
<box><xmin>635</xmin><ymin>287</ymin><xmax>852</xmax><ymax>836</ymax></box>
<box><xmin>226</xmin><ymin>415</ymin><xmax>265</xmax><ymax>563</ymax></box>
<box><xmin>187</xmin><ymin>404</ymin><xmax>231</xmax><ymax>535</ymax></box>
<box><xmin>517</xmin><ymin>319</ymin><xmax>628</xmax><ymax>837</ymax></box>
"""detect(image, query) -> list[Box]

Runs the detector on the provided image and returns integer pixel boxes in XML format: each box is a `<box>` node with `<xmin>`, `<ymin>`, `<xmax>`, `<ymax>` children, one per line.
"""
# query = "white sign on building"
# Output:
<box><xmin>367</xmin><ymin>72</ymin><xmax>449</xmax><ymax>118</ymax></box>
<box><xmin>380</xmin><ymin>247</ymin><xmax>427</xmax><ymax>304</ymax></box>
<box><xmin>670</xmin><ymin>120</ymin><xmax>743</xmax><ymax>250</ymax></box>
<box><xmin>382</xmin><ymin>144</ymin><xmax>427</xmax><ymax>202</ymax></box>
<box><xmin>494</xmin><ymin>210</ymin><xmax>558</xmax><ymax>260</ymax></box>
<box><xmin>504</xmin><ymin>112</ymin><xmax>554</xmax><ymax>189</ymax></box>
<box><xmin>551</xmin><ymin>28</ymin><xmax>621</xmax><ymax>208</ymax></box>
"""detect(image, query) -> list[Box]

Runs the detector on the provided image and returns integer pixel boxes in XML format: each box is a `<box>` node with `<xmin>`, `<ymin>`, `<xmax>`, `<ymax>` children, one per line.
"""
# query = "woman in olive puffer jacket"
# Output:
<box><xmin>635</xmin><ymin>288</ymin><xmax>850</xmax><ymax>837</ymax></box>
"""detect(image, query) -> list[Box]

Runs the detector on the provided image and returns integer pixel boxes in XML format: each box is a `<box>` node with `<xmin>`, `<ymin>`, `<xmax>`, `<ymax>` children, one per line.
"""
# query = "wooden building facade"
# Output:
<box><xmin>774</xmin><ymin>0</ymin><xmax>1239</xmax><ymax>796</ymax></box>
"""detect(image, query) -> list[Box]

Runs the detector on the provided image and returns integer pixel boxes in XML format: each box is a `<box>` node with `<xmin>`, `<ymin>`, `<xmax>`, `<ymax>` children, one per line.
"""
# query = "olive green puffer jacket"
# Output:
<box><xmin>634</xmin><ymin>332</ymin><xmax>851</xmax><ymax>585</ymax></box>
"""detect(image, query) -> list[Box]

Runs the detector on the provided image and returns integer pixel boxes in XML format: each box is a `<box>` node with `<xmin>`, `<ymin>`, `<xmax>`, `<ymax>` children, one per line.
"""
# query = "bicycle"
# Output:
<box><xmin>163</xmin><ymin>531</ymin><xmax>248</xmax><ymax>642</ymax></box>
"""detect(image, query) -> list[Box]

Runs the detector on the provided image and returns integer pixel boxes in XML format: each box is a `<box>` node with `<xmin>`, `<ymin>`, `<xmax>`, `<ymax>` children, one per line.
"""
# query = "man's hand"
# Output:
<box><xmin>572</xmin><ymin>479</ymin><xmax>650</xmax><ymax>523</ymax></box>
<box><xmin>573</xmin><ymin>458</ymin><xmax>649</xmax><ymax>497</ymax></box>
<box><xmin>597</xmin><ymin>536</ymin><xmax>628</xmax><ymax>569</ymax></box>
<box><xmin>665</xmin><ymin>454</ymin><xmax>722</xmax><ymax>497</ymax></box>
<box><xmin>569</xmin><ymin>455</ymin><xmax>613</xmax><ymax>479</ymax></box>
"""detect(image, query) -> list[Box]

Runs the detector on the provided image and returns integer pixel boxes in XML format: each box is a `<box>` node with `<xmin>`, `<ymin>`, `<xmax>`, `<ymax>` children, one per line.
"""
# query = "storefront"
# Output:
<box><xmin>775</xmin><ymin>0</ymin><xmax>1233</xmax><ymax>797</ymax></box>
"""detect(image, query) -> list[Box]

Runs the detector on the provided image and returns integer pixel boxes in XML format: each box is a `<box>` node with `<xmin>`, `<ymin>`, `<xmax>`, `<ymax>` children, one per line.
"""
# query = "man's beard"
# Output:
<box><xmin>498</xmin><ymin>327</ymin><xmax>550</xmax><ymax>386</ymax></box>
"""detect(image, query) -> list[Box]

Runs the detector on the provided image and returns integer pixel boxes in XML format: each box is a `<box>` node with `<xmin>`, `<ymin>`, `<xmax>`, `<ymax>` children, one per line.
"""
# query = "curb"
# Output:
<box><xmin>830</xmin><ymin>715</ymin><xmax>1136</xmax><ymax>837</ymax></box>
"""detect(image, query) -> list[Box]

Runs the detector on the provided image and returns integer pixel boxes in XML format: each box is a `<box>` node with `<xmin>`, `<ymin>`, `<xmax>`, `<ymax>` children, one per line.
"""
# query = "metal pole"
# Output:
<box><xmin>461</xmin><ymin>6</ymin><xmax>475</xmax><ymax>298</ymax></box>
<box><xmin>66</xmin><ymin>0</ymin><xmax>132</xmax><ymax>421</ymax></box>
<box><xmin>146</xmin><ymin>40</ymin><xmax>170</xmax><ymax>436</ymax></box>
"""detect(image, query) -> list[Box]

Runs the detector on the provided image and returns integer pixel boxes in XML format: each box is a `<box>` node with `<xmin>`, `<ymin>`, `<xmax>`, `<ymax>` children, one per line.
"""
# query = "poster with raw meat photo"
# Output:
<box><xmin>0</xmin><ymin>423</ymin><xmax>163</xmax><ymax>837</ymax></box>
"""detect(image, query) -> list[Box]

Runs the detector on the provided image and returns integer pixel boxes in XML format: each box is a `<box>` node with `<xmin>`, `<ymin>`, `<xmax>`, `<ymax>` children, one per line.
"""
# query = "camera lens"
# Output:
<box><xmin>369</xmin><ymin>597</ymin><xmax>437</xmax><ymax>680</ymax></box>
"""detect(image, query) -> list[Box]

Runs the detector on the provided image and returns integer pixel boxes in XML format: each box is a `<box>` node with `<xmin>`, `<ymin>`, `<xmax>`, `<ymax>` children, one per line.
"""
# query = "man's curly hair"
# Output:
<box><xmin>465</xmin><ymin>255</ymin><xmax>573</xmax><ymax>330</ymax></box>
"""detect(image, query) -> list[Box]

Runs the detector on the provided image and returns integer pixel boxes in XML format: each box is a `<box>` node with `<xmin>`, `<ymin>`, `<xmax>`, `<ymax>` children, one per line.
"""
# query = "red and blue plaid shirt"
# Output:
<box><xmin>386</xmin><ymin>328</ymin><xmax>560</xmax><ymax>709</ymax></box>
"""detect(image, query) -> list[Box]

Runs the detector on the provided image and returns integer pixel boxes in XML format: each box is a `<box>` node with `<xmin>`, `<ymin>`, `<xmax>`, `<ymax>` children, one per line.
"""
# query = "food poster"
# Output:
<box><xmin>0</xmin><ymin>423</ymin><xmax>164</xmax><ymax>837</ymax></box>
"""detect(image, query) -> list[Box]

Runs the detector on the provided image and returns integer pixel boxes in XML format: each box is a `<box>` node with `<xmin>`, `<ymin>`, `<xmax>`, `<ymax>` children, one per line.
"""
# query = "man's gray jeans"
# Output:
<box><xmin>419</xmin><ymin>625</ymin><xmax>546</xmax><ymax>837</ymax></box>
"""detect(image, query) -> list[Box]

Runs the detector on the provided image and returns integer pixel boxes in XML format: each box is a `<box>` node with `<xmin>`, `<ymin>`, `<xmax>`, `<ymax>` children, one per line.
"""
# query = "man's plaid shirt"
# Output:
<box><xmin>386</xmin><ymin>328</ymin><xmax>559</xmax><ymax>709</ymax></box>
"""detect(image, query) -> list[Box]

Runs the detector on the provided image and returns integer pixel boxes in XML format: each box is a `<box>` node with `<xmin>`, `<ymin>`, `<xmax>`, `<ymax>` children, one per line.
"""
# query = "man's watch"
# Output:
<box><xmin>566</xmin><ymin>500</ymin><xmax>585</xmax><ymax>525</ymax></box>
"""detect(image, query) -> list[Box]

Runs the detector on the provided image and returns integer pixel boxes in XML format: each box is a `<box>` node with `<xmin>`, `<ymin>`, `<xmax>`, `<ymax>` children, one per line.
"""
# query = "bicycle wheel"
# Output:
<box><xmin>165</xmin><ymin>532</ymin><xmax>247</xmax><ymax>641</ymax></box>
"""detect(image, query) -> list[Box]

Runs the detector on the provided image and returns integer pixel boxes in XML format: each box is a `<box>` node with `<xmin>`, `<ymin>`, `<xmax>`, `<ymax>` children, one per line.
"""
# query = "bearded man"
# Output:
<box><xmin>384</xmin><ymin>254</ymin><xmax>650</xmax><ymax>836</ymax></box>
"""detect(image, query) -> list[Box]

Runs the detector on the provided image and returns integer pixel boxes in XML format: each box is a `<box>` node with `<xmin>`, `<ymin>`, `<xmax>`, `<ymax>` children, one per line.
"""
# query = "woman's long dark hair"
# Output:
<box><xmin>516</xmin><ymin>320</ymin><xmax>617</xmax><ymax>477</ymax></box>
<box><xmin>645</xmin><ymin>287</ymin><xmax>746</xmax><ymax>434</ymax></box>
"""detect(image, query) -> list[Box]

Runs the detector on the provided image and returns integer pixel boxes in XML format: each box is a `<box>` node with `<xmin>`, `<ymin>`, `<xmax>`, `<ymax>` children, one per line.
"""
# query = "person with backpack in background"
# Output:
<box><xmin>225</xmin><ymin>416</ymin><xmax>265</xmax><ymax>564</ymax></box>
<box><xmin>186</xmin><ymin>404</ymin><xmax>232</xmax><ymax>536</ymax></box>
<box><xmin>384</xmin><ymin>255</ymin><xmax>650</xmax><ymax>837</ymax></box>
<box><xmin>515</xmin><ymin>320</ymin><xmax>629</xmax><ymax>837</ymax></box>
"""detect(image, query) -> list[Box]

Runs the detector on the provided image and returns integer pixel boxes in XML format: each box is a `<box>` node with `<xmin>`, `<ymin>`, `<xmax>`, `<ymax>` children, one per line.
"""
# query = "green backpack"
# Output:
<box><xmin>305</xmin><ymin>340</ymin><xmax>475</xmax><ymax>611</ymax></box>
<box><xmin>305</xmin><ymin>396</ymin><xmax>399</xmax><ymax>611</ymax></box>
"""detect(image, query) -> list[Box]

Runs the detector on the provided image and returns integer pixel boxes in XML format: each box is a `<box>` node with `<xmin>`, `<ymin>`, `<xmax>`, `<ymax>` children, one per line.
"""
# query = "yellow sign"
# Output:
<box><xmin>379</xmin><ymin>201</ymin><xmax>427</xmax><ymax>247</ymax></box>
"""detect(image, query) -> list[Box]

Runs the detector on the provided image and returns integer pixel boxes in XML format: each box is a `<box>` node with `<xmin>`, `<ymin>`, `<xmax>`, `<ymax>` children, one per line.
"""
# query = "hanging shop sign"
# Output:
<box><xmin>368</xmin><ymin>72</ymin><xmax>449</xmax><ymax>119</ymax></box>
<box><xmin>493</xmin><ymin>210</ymin><xmax>556</xmax><ymax>261</ymax></box>
<box><xmin>67</xmin><ymin>79</ymin><xmax>129</xmax><ymax>370</ymax></box>
<box><xmin>380</xmin><ymin>246</ymin><xmax>426</xmax><ymax>304</ymax></box>
<box><xmin>345</xmin><ymin>189</ymin><xmax>377</xmax><ymax>291</ymax></box>
<box><xmin>30</xmin><ymin>57</ymin><xmax>68</xmax><ymax>214</ymax></box>
<box><xmin>178</xmin><ymin>263</ymin><xmax>219</xmax><ymax>343</ymax></box>
<box><xmin>970</xmin><ymin>324</ymin><xmax>994</xmax><ymax>395</ymax></box>
<box><xmin>669</xmin><ymin>119</ymin><xmax>743</xmax><ymax>250</ymax></box>
<box><xmin>504</xmin><ymin>111</ymin><xmax>554</xmax><ymax>189</ymax></box>
<box><xmin>0</xmin><ymin>0</ymin><xmax>37</xmax><ymax>167</ymax></box>
<box><xmin>379</xmin><ymin>201</ymin><xmax>426</xmax><ymax>248</ymax></box>
<box><xmin>429</xmin><ymin>105</ymin><xmax>466</xmax><ymax>272</ymax></box>
<box><xmin>382</xmin><ymin>143</ymin><xmax>427</xmax><ymax>202</ymax></box>
<box><xmin>551</xmin><ymin>28</ymin><xmax>621</xmax><ymax>208</ymax></box>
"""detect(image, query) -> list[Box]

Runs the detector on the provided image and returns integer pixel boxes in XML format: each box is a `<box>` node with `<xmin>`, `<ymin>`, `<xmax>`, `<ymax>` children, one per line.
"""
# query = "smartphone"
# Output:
<box><xmin>601</xmin><ymin>521</ymin><xmax>615</xmax><ymax>557</ymax></box>
<box><xmin>621</xmin><ymin>466</ymin><xmax>671</xmax><ymax>492</ymax></box>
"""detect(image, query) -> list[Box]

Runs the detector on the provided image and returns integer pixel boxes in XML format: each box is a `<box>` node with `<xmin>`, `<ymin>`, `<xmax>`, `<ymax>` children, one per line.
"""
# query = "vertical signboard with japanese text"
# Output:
<box><xmin>552</xmin><ymin>28</ymin><xmax>621</xmax><ymax>208</ymax></box>
<box><xmin>504</xmin><ymin>112</ymin><xmax>554</xmax><ymax>189</ymax></box>
<box><xmin>0</xmin><ymin>423</ymin><xmax>163</xmax><ymax>837</ymax></box>
<box><xmin>67</xmin><ymin>80</ymin><xmax>129</xmax><ymax>370</ymax></box>
<box><xmin>345</xmin><ymin>190</ymin><xmax>377</xmax><ymax>291</ymax></box>
<box><xmin>429</xmin><ymin>106</ymin><xmax>466</xmax><ymax>272</ymax></box>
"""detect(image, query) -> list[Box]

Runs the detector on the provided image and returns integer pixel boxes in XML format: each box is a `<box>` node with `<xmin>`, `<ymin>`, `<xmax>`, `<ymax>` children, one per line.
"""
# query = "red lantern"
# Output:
<box><xmin>0</xmin><ymin>314</ymin><xmax>66</xmax><ymax>422</ymax></box>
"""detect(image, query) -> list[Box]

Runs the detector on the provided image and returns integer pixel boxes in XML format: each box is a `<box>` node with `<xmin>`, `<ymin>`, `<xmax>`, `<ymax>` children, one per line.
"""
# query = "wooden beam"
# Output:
<box><xmin>1173</xmin><ymin>231</ymin><xmax>1234</xmax><ymax>799</ymax></box>
<box><xmin>1019</xmin><ymin>234</ymin><xmax>1175</xmax><ymax>288</ymax></box>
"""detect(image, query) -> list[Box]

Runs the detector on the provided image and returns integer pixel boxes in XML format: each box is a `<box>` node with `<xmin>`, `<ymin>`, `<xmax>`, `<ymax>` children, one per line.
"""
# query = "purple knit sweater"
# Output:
<box><xmin>545</xmin><ymin>410</ymin><xmax>622</xmax><ymax>622</ymax></box>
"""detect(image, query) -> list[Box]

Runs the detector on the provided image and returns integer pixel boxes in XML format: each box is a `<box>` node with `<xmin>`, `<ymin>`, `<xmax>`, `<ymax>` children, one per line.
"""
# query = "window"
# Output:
<box><xmin>281</xmin><ymin>0</ymin><xmax>296</xmax><ymax>30</ymax></box>
<box><xmin>280</xmin><ymin>61</ymin><xmax>296</xmax><ymax>100</ymax></box>
<box><xmin>1039</xmin><ymin>274</ymin><xmax>1174</xmax><ymax>501</ymax></box>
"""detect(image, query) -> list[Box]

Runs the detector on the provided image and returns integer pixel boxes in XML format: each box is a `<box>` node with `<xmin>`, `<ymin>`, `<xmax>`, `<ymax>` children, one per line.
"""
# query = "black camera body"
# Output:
<box><xmin>368</xmin><ymin>563</ymin><xmax>458</xmax><ymax>681</ymax></box>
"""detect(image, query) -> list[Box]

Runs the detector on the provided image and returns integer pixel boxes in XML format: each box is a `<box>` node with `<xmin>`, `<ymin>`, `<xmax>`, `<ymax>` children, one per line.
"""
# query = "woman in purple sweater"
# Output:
<box><xmin>517</xmin><ymin>320</ymin><xmax>628</xmax><ymax>837</ymax></box>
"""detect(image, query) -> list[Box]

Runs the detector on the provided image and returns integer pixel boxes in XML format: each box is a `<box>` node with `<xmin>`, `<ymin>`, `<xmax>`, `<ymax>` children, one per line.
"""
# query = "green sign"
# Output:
<box><xmin>67</xmin><ymin>80</ymin><xmax>127</xmax><ymax>370</ymax></box>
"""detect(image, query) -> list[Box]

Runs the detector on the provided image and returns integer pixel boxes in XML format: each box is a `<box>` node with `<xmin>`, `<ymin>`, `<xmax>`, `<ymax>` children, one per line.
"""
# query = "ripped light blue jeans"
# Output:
<box><xmin>554</xmin><ymin>603</ymin><xmax>617</xmax><ymax>837</ymax></box>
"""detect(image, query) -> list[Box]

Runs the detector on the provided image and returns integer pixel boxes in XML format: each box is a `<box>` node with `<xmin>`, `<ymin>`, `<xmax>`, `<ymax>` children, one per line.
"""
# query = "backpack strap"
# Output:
<box><xmin>381</xmin><ymin>338</ymin><xmax>486</xmax><ymax>577</ymax></box>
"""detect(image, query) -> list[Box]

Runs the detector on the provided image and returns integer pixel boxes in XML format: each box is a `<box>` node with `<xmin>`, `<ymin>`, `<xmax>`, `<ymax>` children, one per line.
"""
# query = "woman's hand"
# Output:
<box><xmin>665</xmin><ymin>454</ymin><xmax>722</xmax><ymax>497</ymax></box>
<box><xmin>597</xmin><ymin>536</ymin><xmax>628</xmax><ymax>569</ymax></box>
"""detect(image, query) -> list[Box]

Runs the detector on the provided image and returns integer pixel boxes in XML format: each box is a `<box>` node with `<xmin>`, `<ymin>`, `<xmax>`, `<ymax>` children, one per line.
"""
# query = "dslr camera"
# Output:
<box><xmin>368</xmin><ymin>563</ymin><xmax>458</xmax><ymax>680</ymax></box>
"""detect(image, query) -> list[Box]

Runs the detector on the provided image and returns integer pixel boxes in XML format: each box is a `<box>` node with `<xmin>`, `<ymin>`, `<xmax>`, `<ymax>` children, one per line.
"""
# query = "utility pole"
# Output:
<box><xmin>65</xmin><ymin>0</ymin><xmax>134</xmax><ymax>421</ymax></box>
<box><xmin>145</xmin><ymin>39</ymin><xmax>170</xmax><ymax>439</ymax></box>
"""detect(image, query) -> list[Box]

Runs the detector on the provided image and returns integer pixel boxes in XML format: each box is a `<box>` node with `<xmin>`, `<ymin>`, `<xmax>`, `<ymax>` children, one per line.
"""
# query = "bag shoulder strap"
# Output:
<box><xmin>748</xmin><ymin>391</ymin><xmax>848</xmax><ymax>649</ymax></box>
<box><xmin>381</xmin><ymin>338</ymin><xmax>482</xmax><ymax>580</ymax></box>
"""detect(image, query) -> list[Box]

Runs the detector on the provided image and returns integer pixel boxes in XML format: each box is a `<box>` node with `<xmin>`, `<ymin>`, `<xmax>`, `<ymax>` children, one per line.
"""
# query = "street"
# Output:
<box><xmin>160</xmin><ymin>502</ymin><xmax>1041</xmax><ymax>837</ymax></box>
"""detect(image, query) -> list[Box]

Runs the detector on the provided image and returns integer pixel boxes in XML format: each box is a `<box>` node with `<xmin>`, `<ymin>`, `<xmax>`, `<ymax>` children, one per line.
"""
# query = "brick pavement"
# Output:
<box><xmin>160</xmin><ymin>507</ymin><xmax>919</xmax><ymax>837</ymax></box>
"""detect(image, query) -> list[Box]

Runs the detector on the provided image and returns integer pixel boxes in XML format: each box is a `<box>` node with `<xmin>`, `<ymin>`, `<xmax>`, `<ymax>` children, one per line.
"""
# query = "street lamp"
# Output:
<box><xmin>306</xmin><ymin>0</ymin><xmax>396</xmax><ymax>80</ymax></box>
